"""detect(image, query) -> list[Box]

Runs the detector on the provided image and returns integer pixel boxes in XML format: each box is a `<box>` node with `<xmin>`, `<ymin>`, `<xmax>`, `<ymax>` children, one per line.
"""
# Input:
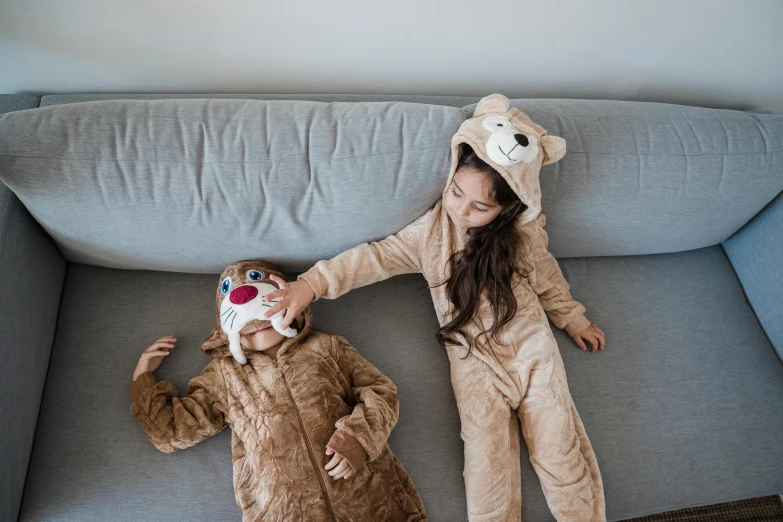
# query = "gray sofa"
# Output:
<box><xmin>0</xmin><ymin>93</ymin><xmax>781</xmax><ymax>522</ymax></box>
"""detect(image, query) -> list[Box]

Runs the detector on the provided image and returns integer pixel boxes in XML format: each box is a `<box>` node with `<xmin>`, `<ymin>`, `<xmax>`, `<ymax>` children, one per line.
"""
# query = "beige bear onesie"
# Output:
<box><xmin>300</xmin><ymin>94</ymin><xmax>605</xmax><ymax>522</ymax></box>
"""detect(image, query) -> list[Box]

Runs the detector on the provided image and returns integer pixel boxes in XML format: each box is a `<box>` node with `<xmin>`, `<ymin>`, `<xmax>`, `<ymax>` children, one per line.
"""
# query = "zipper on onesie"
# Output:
<box><xmin>278</xmin><ymin>360</ymin><xmax>338</xmax><ymax>522</ymax></box>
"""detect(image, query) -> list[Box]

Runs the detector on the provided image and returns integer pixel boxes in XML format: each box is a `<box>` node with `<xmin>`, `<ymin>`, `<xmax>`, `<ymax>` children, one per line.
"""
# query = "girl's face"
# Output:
<box><xmin>444</xmin><ymin>167</ymin><xmax>505</xmax><ymax>228</ymax></box>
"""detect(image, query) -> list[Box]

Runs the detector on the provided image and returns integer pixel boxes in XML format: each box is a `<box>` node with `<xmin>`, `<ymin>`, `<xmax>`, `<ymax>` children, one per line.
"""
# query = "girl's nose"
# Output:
<box><xmin>229</xmin><ymin>285</ymin><xmax>258</xmax><ymax>305</ymax></box>
<box><xmin>459</xmin><ymin>203</ymin><xmax>471</xmax><ymax>216</ymax></box>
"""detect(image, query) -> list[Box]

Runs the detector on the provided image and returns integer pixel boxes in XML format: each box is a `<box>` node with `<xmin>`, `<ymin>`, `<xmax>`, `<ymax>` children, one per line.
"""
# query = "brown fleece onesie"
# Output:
<box><xmin>300</xmin><ymin>94</ymin><xmax>605</xmax><ymax>522</ymax></box>
<box><xmin>130</xmin><ymin>260</ymin><xmax>427</xmax><ymax>522</ymax></box>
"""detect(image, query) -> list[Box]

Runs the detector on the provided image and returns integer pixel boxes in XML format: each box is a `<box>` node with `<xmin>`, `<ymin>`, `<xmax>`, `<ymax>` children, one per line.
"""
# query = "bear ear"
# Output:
<box><xmin>473</xmin><ymin>94</ymin><xmax>510</xmax><ymax>117</ymax></box>
<box><xmin>541</xmin><ymin>135</ymin><xmax>566</xmax><ymax>165</ymax></box>
<box><xmin>509</xmin><ymin>108</ymin><xmax>546</xmax><ymax>136</ymax></box>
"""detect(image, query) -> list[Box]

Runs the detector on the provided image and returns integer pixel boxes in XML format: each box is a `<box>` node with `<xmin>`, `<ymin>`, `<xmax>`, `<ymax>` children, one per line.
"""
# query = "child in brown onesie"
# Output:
<box><xmin>129</xmin><ymin>260</ymin><xmax>426</xmax><ymax>522</ymax></box>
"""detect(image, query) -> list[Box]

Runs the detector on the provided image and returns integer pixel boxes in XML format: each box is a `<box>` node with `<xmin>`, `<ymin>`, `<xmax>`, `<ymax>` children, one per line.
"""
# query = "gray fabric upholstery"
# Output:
<box><xmin>0</xmin><ymin>93</ymin><xmax>60</xmax><ymax>522</ymax></box>
<box><xmin>463</xmin><ymin>99</ymin><xmax>783</xmax><ymax>258</ymax></box>
<box><xmin>0</xmin><ymin>94</ymin><xmax>39</xmax><ymax>115</ymax></box>
<box><xmin>0</xmin><ymin>181</ymin><xmax>65</xmax><ymax>522</ymax></box>
<box><xmin>0</xmin><ymin>99</ymin><xmax>465</xmax><ymax>272</ymax></box>
<box><xmin>723</xmin><ymin>190</ymin><xmax>783</xmax><ymax>358</ymax></box>
<box><xmin>40</xmin><ymin>93</ymin><xmax>482</xmax><ymax>108</ymax></box>
<box><xmin>3</xmin><ymin>98</ymin><xmax>782</xmax><ymax>274</ymax></box>
<box><xmin>554</xmin><ymin>247</ymin><xmax>783</xmax><ymax>520</ymax></box>
<box><xmin>0</xmin><ymin>99</ymin><xmax>466</xmax><ymax>273</ymax></box>
<box><xmin>19</xmin><ymin>247</ymin><xmax>783</xmax><ymax>521</ymax></box>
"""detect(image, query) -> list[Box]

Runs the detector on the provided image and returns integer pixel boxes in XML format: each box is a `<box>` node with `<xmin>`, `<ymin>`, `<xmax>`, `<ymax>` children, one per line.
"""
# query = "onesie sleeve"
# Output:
<box><xmin>129</xmin><ymin>358</ymin><xmax>229</xmax><ymax>453</ymax></box>
<box><xmin>523</xmin><ymin>214</ymin><xmax>591</xmax><ymax>336</ymax></box>
<box><xmin>298</xmin><ymin>210</ymin><xmax>431</xmax><ymax>301</ymax></box>
<box><xmin>327</xmin><ymin>336</ymin><xmax>399</xmax><ymax>464</ymax></box>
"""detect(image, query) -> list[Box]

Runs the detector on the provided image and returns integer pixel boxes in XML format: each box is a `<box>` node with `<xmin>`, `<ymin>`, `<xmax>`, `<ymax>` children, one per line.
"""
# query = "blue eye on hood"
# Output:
<box><xmin>247</xmin><ymin>270</ymin><xmax>264</xmax><ymax>281</ymax></box>
<box><xmin>221</xmin><ymin>277</ymin><xmax>232</xmax><ymax>294</ymax></box>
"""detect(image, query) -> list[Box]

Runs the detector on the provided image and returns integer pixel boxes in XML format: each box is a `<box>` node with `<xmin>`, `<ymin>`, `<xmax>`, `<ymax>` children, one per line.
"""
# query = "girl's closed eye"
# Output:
<box><xmin>451</xmin><ymin>188</ymin><xmax>462</xmax><ymax>198</ymax></box>
<box><xmin>474</xmin><ymin>205</ymin><xmax>488</xmax><ymax>213</ymax></box>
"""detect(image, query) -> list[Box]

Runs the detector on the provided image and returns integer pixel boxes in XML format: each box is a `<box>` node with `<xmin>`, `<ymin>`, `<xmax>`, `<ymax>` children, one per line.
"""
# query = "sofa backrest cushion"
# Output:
<box><xmin>0</xmin><ymin>99</ymin><xmax>465</xmax><ymax>272</ymax></box>
<box><xmin>1</xmin><ymin>96</ymin><xmax>782</xmax><ymax>272</ymax></box>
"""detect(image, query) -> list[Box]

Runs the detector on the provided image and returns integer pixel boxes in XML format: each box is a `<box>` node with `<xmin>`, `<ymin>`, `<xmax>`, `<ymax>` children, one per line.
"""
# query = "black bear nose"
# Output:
<box><xmin>514</xmin><ymin>134</ymin><xmax>529</xmax><ymax>147</ymax></box>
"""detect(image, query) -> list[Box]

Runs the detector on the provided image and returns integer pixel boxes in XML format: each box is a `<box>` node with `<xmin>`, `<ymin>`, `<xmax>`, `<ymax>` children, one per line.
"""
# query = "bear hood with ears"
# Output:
<box><xmin>446</xmin><ymin>93</ymin><xmax>567</xmax><ymax>225</ymax></box>
<box><xmin>201</xmin><ymin>260</ymin><xmax>313</xmax><ymax>364</ymax></box>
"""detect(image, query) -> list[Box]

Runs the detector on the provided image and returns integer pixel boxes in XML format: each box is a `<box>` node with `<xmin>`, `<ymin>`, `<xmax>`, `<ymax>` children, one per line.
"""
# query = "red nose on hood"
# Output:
<box><xmin>229</xmin><ymin>285</ymin><xmax>258</xmax><ymax>305</ymax></box>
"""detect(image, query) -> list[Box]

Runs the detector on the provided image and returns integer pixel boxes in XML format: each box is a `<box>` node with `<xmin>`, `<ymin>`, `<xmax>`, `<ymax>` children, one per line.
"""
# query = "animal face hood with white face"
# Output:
<box><xmin>446</xmin><ymin>93</ymin><xmax>567</xmax><ymax>225</ymax></box>
<box><xmin>201</xmin><ymin>260</ymin><xmax>312</xmax><ymax>364</ymax></box>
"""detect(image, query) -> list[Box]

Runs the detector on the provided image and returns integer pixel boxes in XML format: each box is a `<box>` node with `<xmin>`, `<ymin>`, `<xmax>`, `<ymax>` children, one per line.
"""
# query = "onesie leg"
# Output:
<box><xmin>517</xmin><ymin>352</ymin><xmax>605</xmax><ymax>522</ymax></box>
<box><xmin>448</xmin><ymin>347</ymin><xmax>522</xmax><ymax>522</ymax></box>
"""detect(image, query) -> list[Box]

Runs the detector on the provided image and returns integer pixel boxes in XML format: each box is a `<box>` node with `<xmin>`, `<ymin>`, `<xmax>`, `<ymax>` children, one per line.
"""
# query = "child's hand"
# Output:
<box><xmin>571</xmin><ymin>324</ymin><xmax>605</xmax><ymax>353</ymax></box>
<box><xmin>133</xmin><ymin>336</ymin><xmax>176</xmax><ymax>381</ymax></box>
<box><xmin>263</xmin><ymin>276</ymin><xmax>315</xmax><ymax>330</ymax></box>
<box><xmin>325</xmin><ymin>447</ymin><xmax>361</xmax><ymax>480</ymax></box>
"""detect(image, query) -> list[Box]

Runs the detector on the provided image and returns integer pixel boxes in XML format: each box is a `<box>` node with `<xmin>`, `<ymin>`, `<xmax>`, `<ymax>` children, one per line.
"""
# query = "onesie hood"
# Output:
<box><xmin>201</xmin><ymin>260</ymin><xmax>312</xmax><ymax>364</ymax></box>
<box><xmin>447</xmin><ymin>93</ymin><xmax>567</xmax><ymax>225</ymax></box>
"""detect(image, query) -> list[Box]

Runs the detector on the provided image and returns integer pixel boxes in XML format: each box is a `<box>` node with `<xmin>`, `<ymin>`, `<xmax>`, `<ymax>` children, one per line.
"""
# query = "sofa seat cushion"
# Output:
<box><xmin>20</xmin><ymin>246</ymin><xmax>783</xmax><ymax>521</ymax></box>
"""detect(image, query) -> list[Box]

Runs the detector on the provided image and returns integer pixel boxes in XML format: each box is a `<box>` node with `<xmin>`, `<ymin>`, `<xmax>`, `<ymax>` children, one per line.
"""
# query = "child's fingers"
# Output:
<box><xmin>147</xmin><ymin>342</ymin><xmax>175</xmax><ymax>352</ymax></box>
<box><xmin>597</xmin><ymin>330</ymin><xmax>606</xmax><ymax>350</ymax></box>
<box><xmin>264</xmin><ymin>275</ymin><xmax>288</xmax><ymax>302</ymax></box>
<box><xmin>143</xmin><ymin>350</ymin><xmax>171</xmax><ymax>358</ymax></box>
<box><xmin>264</xmin><ymin>288</ymin><xmax>285</xmax><ymax>302</ymax></box>
<box><xmin>282</xmin><ymin>307</ymin><xmax>297</xmax><ymax>330</ymax></box>
<box><xmin>268</xmin><ymin>274</ymin><xmax>287</xmax><ymax>290</ymax></box>
<box><xmin>574</xmin><ymin>336</ymin><xmax>587</xmax><ymax>350</ymax></box>
<box><xmin>328</xmin><ymin>459</ymin><xmax>350</xmax><ymax>478</ymax></box>
<box><xmin>343</xmin><ymin>470</ymin><xmax>354</xmax><ymax>480</ymax></box>
<box><xmin>329</xmin><ymin>460</ymin><xmax>351</xmax><ymax>480</ymax></box>
<box><xmin>324</xmin><ymin>453</ymin><xmax>342</xmax><ymax>471</ymax></box>
<box><xmin>263</xmin><ymin>298</ymin><xmax>288</xmax><ymax>319</ymax></box>
<box><xmin>588</xmin><ymin>335</ymin><xmax>599</xmax><ymax>353</ymax></box>
<box><xmin>334</xmin><ymin>466</ymin><xmax>353</xmax><ymax>480</ymax></box>
<box><xmin>325</xmin><ymin>447</ymin><xmax>335</xmax><ymax>456</ymax></box>
<box><xmin>335</xmin><ymin>463</ymin><xmax>355</xmax><ymax>480</ymax></box>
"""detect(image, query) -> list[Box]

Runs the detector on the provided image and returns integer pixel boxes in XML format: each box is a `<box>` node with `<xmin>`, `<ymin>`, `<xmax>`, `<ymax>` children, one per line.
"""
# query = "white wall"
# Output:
<box><xmin>1</xmin><ymin>0</ymin><xmax>782</xmax><ymax>113</ymax></box>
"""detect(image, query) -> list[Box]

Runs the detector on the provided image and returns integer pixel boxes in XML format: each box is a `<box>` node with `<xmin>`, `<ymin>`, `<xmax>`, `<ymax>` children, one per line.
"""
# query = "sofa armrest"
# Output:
<box><xmin>0</xmin><ymin>182</ymin><xmax>66</xmax><ymax>522</ymax></box>
<box><xmin>723</xmin><ymin>189</ymin><xmax>783</xmax><ymax>359</ymax></box>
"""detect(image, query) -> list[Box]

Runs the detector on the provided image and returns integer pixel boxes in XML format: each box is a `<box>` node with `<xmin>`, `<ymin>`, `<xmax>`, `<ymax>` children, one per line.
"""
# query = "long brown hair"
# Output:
<box><xmin>435</xmin><ymin>145</ymin><xmax>530</xmax><ymax>353</ymax></box>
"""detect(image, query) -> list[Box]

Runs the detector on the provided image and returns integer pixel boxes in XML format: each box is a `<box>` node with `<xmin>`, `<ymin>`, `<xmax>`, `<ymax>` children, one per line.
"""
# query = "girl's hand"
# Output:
<box><xmin>133</xmin><ymin>336</ymin><xmax>176</xmax><ymax>381</ymax></box>
<box><xmin>263</xmin><ymin>276</ymin><xmax>315</xmax><ymax>330</ymax></box>
<box><xmin>324</xmin><ymin>447</ymin><xmax>356</xmax><ymax>480</ymax></box>
<box><xmin>571</xmin><ymin>324</ymin><xmax>605</xmax><ymax>353</ymax></box>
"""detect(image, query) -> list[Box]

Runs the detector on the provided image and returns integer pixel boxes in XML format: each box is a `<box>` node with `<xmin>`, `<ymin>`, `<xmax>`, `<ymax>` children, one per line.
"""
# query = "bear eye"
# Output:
<box><xmin>246</xmin><ymin>270</ymin><xmax>264</xmax><ymax>281</ymax></box>
<box><xmin>221</xmin><ymin>277</ymin><xmax>231</xmax><ymax>294</ymax></box>
<box><xmin>497</xmin><ymin>123</ymin><xmax>503</xmax><ymax>127</ymax></box>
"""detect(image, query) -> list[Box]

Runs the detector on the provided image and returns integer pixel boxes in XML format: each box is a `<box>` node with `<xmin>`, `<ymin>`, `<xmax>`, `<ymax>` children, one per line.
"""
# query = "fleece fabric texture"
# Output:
<box><xmin>130</xmin><ymin>261</ymin><xmax>426</xmax><ymax>522</ymax></box>
<box><xmin>301</xmin><ymin>94</ymin><xmax>605</xmax><ymax>522</ymax></box>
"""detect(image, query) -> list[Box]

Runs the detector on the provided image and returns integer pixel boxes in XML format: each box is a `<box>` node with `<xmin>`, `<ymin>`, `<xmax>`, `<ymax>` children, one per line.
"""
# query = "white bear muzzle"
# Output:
<box><xmin>482</xmin><ymin>114</ymin><xmax>539</xmax><ymax>166</ymax></box>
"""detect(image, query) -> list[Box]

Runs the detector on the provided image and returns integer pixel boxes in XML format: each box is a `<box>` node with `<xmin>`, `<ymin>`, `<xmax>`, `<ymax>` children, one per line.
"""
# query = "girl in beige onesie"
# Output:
<box><xmin>266</xmin><ymin>94</ymin><xmax>607</xmax><ymax>522</ymax></box>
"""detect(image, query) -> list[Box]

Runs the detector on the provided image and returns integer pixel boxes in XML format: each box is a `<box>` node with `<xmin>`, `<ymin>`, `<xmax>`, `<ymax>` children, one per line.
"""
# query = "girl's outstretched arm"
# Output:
<box><xmin>301</xmin><ymin>211</ymin><xmax>430</xmax><ymax>299</ymax></box>
<box><xmin>265</xmin><ymin>209</ymin><xmax>432</xmax><ymax>329</ymax></box>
